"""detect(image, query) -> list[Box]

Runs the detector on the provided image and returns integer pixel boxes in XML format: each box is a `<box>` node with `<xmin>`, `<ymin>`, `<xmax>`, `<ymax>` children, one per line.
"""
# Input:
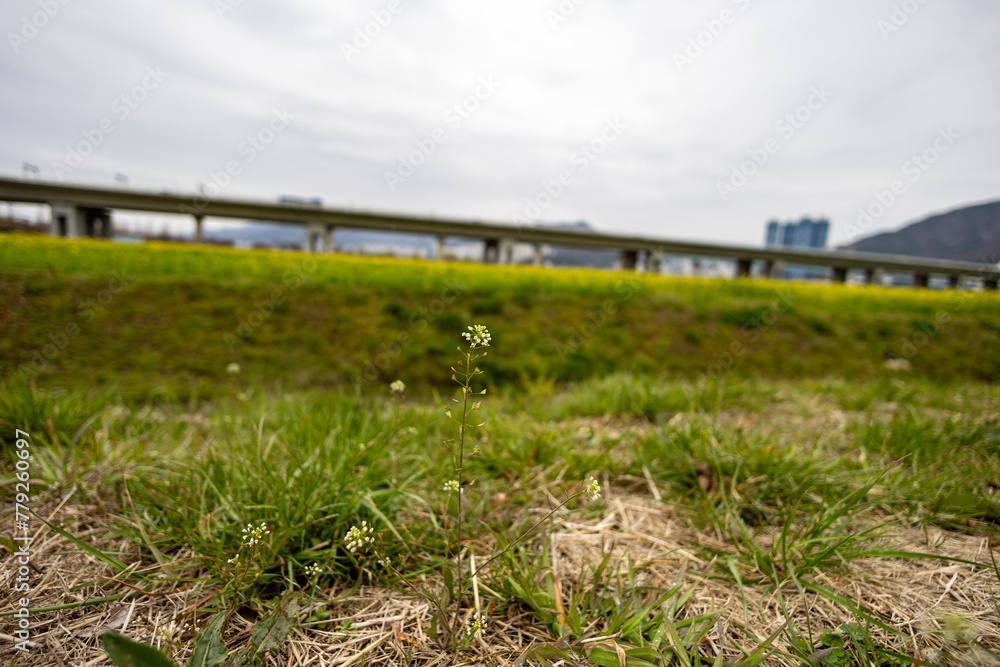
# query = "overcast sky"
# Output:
<box><xmin>1</xmin><ymin>0</ymin><xmax>998</xmax><ymax>247</ymax></box>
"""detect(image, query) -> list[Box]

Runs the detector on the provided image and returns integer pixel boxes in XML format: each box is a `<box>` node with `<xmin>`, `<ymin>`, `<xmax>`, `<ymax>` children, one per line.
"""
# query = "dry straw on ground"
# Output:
<box><xmin>3</xmin><ymin>483</ymin><xmax>998</xmax><ymax>667</ymax></box>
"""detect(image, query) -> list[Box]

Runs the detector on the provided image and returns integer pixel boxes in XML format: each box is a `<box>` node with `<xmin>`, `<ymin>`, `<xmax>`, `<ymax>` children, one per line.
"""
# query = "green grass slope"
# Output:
<box><xmin>2</xmin><ymin>234</ymin><xmax>999</xmax><ymax>400</ymax></box>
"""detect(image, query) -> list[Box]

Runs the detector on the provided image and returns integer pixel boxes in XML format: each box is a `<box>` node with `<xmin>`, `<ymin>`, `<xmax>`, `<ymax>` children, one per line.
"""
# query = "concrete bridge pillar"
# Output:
<box><xmin>864</xmin><ymin>268</ymin><xmax>885</xmax><ymax>286</ymax></box>
<box><xmin>50</xmin><ymin>202</ymin><xmax>78</xmax><ymax>237</ymax></box>
<box><xmin>498</xmin><ymin>238</ymin><xmax>515</xmax><ymax>265</ymax></box>
<box><xmin>482</xmin><ymin>238</ymin><xmax>515</xmax><ymax>264</ymax></box>
<box><xmin>913</xmin><ymin>272</ymin><xmax>929</xmax><ymax>288</ymax></box>
<box><xmin>305</xmin><ymin>222</ymin><xmax>323</xmax><ymax>252</ymax></box>
<box><xmin>831</xmin><ymin>267</ymin><xmax>848</xmax><ymax>283</ymax></box>
<box><xmin>765</xmin><ymin>259</ymin><xmax>785</xmax><ymax>280</ymax></box>
<box><xmin>618</xmin><ymin>249</ymin><xmax>638</xmax><ymax>270</ymax></box>
<box><xmin>483</xmin><ymin>238</ymin><xmax>499</xmax><ymax>263</ymax></box>
<box><xmin>644</xmin><ymin>250</ymin><xmax>662</xmax><ymax>274</ymax></box>
<box><xmin>735</xmin><ymin>258</ymin><xmax>752</xmax><ymax>278</ymax></box>
<box><xmin>532</xmin><ymin>243</ymin><xmax>543</xmax><ymax>267</ymax></box>
<box><xmin>948</xmin><ymin>274</ymin><xmax>962</xmax><ymax>289</ymax></box>
<box><xmin>89</xmin><ymin>208</ymin><xmax>112</xmax><ymax>238</ymax></box>
<box><xmin>49</xmin><ymin>203</ymin><xmax>112</xmax><ymax>239</ymax></box>
<box><xmin>194</xmin><ymin>215</ymin><xmax>204</xmax><ymax>242</ymax></box>
<box><xmin>436</xmin><ymin>234</ymin><xmax>446</xmax><ymax>260</ymax></box>
<box><xmin>304</xmin><ymin>223</ymin><xmax>335</xmax><ymax>252</ymax></box>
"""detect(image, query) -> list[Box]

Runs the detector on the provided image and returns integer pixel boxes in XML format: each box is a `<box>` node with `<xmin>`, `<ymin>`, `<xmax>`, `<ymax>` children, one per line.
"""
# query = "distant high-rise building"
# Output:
<box><xmin>766</xmin><ymin>220</ymin><xmax>781</xmax><ymax>246</ymax></box>
<box><xmin>764</xmin><ymin>217</ymin><xmax>829</xmax><ymax>249</ymax></box>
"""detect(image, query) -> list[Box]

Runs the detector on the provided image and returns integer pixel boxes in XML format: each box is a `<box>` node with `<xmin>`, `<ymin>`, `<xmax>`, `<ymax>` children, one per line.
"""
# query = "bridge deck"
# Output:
<box><xmin>1</xmin><ymin>176</ymin><xmax>996</xmax><ymax>283</ymax></box>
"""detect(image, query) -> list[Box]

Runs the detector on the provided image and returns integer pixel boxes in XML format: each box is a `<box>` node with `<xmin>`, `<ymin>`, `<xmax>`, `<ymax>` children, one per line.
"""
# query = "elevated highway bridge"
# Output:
<box><xmin>0</xmin><ymin>176</ymin><xmax>996</xmax><ymax>289</ymax></box>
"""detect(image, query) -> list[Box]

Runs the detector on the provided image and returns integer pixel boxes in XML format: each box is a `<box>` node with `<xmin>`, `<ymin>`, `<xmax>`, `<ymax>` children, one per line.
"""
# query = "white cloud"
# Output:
<box><xmin>1</xmin><ymin>0</ymin><xmax>998</xmax><ymax>246</ymax></box>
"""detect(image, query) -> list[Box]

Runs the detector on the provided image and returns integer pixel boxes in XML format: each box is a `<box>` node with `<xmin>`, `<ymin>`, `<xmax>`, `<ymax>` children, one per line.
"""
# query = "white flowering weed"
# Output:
<box><xmin>586</xmin><ymin>476</ymin><xmax>602</xmax><ymax>502</ymax></box>
<box><xmin>344</xmin><ymin>521</ymin><xmax>375</xmax><ymax>552</ymax></box>
<box><xmin>462</xmin><ymin>324</ymin><xmax>491</xmax><ymax>348</ymax></box>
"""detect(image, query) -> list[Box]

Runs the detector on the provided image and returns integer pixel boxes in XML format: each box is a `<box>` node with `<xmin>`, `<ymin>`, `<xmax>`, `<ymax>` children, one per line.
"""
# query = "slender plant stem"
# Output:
<box><xmin>0</xmin><ymin>591</ymin><xmax>137</xmax><ymax>616</ymax></box>
<box><xmin>467</xmin><ymin>489</ymin><xmax>586</xmax><ymax>583</ymax></box>
<box><xmin>453</xmin><ymin>348</ymin><xmax>473</xmax><ymax>641</ymax></box>
<box><xmin>376</xmin><ymin>550</ymin><xmax>452</xmax><ymax>644</ymax></box>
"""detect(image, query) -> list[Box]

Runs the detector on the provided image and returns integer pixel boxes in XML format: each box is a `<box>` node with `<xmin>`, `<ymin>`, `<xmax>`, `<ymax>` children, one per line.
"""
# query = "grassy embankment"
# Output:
<box><xmin>2</xmin><ymin>234</ymin><xmax>999</xmax><ymax>401</ymax></box>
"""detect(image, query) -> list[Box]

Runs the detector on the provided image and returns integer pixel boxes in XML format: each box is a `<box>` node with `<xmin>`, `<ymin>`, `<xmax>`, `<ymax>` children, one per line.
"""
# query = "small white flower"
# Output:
<box><xmin>161</xmin><ymin>620</ymin><xmax>190</xmax><ymax>643</ymax></box>
<box><xmin>586</xmin><ymin>476</ymin><xmax>601</xmax><ymax>502</ymax></box>
<box><xmin>390</xmin><ymin>379</ymin><xmax>406</xmax><ymax>394</ymax></box>
<box><xmin>462</xmin><ymin>324</ymin><xmax>491</xmax><ymax>349</ymax></box>
<box><xmin>441</xmin><ymin>480</ymin><xmax>461</xmax><ymax>494</ymax></box>
<box><xmin>464</xmin><ymin>612</ymin><xmax>487</xmax><ymax>639</ymax></box>
<box><xmin>344</xmin><ymin>521</ymin><xmax>375</xmax><ymax>552</ymax></box>
<box><xmin>304</xmin><ymin>563</ymin><xmax>323</xmax><ymax>578</ymax></box>
<box><xmin>226</xmin><ymin>362</ymin><xmax>240</xmax><ymax>374</ymax></box>
<box><xmin>241</xmin><ymin>521</ymin><xmax>270</xmax><ymax>547</ymax></box>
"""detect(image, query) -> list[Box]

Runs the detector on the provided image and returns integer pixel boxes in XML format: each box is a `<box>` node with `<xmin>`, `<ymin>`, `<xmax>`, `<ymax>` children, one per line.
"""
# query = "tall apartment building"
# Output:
<box><xmin>765</xmin><ymin>218</ymin><xmax>829</xmax><ymax>249</ymax></box>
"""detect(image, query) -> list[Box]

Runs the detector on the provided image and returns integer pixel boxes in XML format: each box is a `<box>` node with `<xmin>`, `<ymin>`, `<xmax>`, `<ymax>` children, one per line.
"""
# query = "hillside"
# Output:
<box><xmin>2</xmin><ymin>234</ymin><xmax>1000</xmax><ymax>400</ymax></box>
<box><xmin>846</xmin><ymin>199</ymin><xmax>1000</xmax><ymax>262</ymax></box>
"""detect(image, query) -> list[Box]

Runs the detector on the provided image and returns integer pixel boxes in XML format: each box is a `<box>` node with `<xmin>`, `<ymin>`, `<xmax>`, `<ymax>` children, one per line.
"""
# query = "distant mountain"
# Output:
<box><xmin>544</xmin><ymin>220</ymin><xmax>596</xmax><ymax>233</ymax></box>
<box><xmin>845</xmin><ymin>200</ymin><xmax>1000</xmax><ymax>263</ymax></box>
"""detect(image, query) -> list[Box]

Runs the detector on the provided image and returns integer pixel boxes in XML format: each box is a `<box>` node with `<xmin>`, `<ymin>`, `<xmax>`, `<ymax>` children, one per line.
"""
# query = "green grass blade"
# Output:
<box><xmin>32</xmin><ymin>509</ymin><xmax>130</xmax><ymax>573</ymax></box>
<box><xmin>798</xmin><ymin>579</ymin><xmax>902</xmax><ymax>637</ymax></box>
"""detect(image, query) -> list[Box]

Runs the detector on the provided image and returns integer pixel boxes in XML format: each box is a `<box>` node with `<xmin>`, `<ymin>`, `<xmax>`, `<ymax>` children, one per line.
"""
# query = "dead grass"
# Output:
<box><xmin>4</xmin><ymin>480</ymin><xmax>998</xmax><ymax>667</ymax></box>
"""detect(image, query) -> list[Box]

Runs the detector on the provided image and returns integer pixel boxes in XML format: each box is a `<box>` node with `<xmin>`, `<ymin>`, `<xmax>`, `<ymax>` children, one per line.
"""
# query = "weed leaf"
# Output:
<box><xmin>102</xmin><ymin>631</ymin><xmax>179</xmax><ymax>667</ymax></box>
<box><xmin>251</xmin><ymin>595</ymin><xmax>300</xmax><ymax>653</ymax></box>
<box><xmin>188</xmin><ymin>613</ymin><xmax>227</xmax><ymax>667</ymax></box>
